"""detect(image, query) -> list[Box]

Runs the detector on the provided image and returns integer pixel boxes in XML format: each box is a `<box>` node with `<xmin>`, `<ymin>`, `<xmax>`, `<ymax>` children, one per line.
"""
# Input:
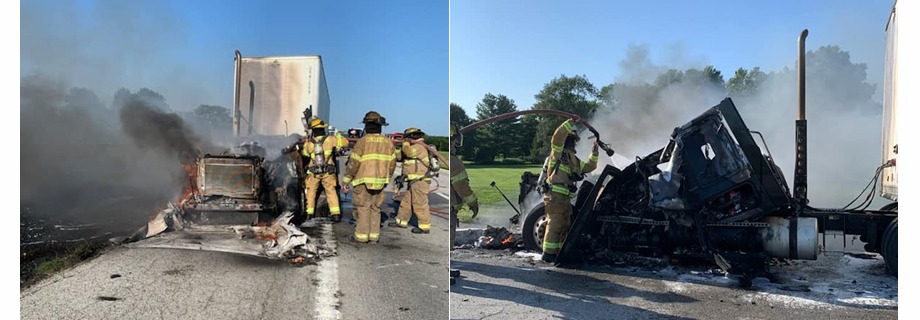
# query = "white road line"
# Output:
<box><xmin>315</xmin><ymin>223</ymin><xmax>341</xmax><ymax>320</ymax></box>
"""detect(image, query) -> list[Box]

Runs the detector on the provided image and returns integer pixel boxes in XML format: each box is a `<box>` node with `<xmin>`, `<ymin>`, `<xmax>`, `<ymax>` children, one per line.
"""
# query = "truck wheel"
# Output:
<box><xmin>882</xmin><ymin>218</ymin><xmax>898</xmax><ymax>276</ymax></box>
<box><xmin>522</xmin><ymin>204</ymin><xmax>547</xmax><ymax>252</ymax></box>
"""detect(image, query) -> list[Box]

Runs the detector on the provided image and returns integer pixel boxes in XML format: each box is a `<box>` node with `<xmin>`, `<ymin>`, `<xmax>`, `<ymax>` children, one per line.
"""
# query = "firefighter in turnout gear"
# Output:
<box><xmin>449</xmin><ymin>122</ymin><xmax>477</xmax><ymax>285</ymax></box>
<box><xmin>541</xmin><ymin>118</ymin><xmax>598</xmax><ymax>263</ymax></box>
<box><xmin>302</xmin><ymin>118</ymin><xmax>345</xmax><ymax>222</ymax></box>
<box><xmin>449</xmin><ymin>123</ymin><xmax>478</xmax><ymax>248</ymax></box>
<box><xmin>343</xmin><ymin>111</ymin><xmax>397</xmax><ymax>243</ymax></box>
<box><xmin>390</xmin><ymin>128</ymin><xmax>436</xmax><ymax>234</ymax></box>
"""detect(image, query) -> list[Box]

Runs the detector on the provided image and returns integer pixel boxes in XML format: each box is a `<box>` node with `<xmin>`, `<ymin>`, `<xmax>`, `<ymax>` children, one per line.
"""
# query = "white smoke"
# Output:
<box><xmin>578</xmin><ymin>45</ymin><xmax>889</xmax><ymax>209</ymax></box>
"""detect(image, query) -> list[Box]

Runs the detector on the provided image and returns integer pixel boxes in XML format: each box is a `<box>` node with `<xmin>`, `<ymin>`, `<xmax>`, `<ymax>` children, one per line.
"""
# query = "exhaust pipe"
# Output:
<box><xmin>233</xmin><ymin>50</ymin><xmax>242</xmax><ymax>137</ymax></box>
<box><xmin>248</xmin><ymin>81</ymin><xmax>256</xmax><ymax>135</ymax></box>
<box><xmin>793</xmin><ymin>29</ymin><xmax>808</xmax><ymax>205</ymax></box>
<box><xmin>798</xmin><ymin>29</ymin><xmax>808</xmax><ymax>121</ymax></box>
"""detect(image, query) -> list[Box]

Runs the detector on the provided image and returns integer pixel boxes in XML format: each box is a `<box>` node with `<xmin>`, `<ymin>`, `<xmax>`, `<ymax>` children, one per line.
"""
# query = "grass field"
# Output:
<box><xmin>455</xmin><ymin>163</ymin><xmax>542</xmax><ymax>222</ymax></box>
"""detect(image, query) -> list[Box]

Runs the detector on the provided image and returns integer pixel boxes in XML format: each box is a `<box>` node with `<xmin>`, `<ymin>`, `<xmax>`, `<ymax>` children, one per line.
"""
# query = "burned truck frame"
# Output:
<box><xmin>519</xmin><ymin>30</ymin><xmax>898</xmax><ymax>282</ymax></box>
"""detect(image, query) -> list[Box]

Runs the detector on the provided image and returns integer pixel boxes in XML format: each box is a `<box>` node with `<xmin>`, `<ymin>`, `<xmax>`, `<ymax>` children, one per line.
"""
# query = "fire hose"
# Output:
<box><xmin>409</xmin><ymin>139</ymin><xmax>450</xmax><ymax>168</ymax></box>
<box><xmin>458</xmin><ymin>109</ymin><xmax>616</xmax><ymax>157</ymax></box>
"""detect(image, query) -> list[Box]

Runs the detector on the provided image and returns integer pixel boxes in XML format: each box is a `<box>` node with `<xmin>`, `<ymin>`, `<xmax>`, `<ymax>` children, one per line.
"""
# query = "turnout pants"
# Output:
<box><xmin>542</xmin><ymin>192</ymin><xmax>572</xmax><ymax>255</ymax></box>
<box><xmin>304</xmin><ymin>173</ymin><xmax>341</xmax><ymax>217</ymax></box>
<box><xmin>395</xmin><ymin>179</ymin><xmax>431</xmax><ymax>231</ymax></box>
<box><xmin>353</xmin><ymin>184</ymin><xmax>385</xmax><ymax>243</ymax></box>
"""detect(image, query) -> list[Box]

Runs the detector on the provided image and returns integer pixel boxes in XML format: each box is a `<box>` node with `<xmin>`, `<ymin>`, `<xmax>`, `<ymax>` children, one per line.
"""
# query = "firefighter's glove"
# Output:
<box><xmin>342</xmin><ymin>184</ymin><xmax>351</xmax><ymax>194</ymax></box>
<box><xmin>469</xmin><ymin>200</ymin><xmax>480</xmax><ymax>219</ymax></box>
<box><xmin>592</xmin><ymin>141</ymin><xmax>599</xmax><ymax>153</ymax></box>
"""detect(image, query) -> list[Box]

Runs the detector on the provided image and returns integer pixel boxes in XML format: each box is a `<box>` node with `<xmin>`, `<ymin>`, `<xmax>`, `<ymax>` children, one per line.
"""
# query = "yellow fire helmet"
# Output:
<box><xmin>404</xmin><ymin>127</ymin><xmax>425</xmax><ymax>137</ymax></box>
<box><xmin>309</xmin><ymin>118</ymin><xmax>328</xmax><ymax>129</ymax></box>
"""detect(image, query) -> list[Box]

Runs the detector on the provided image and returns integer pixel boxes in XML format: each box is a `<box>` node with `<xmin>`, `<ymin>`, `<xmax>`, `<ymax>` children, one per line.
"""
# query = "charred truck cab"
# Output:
<box><xmin>519</xmin><ymin>29</ymin><xmax>898</xmax><ymax>284</ymax></box>
<box><xmin>550</xmin><ymin>99</ymin><xmax>821</xmax><ymax>277</ymax></box>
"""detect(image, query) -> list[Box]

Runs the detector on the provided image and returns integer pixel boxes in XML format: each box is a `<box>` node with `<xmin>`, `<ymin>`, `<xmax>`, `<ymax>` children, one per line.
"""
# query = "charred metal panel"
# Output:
<box><xmin>190</xmin><ymin>211</ymin><xmax>259</xmax><ymax>225</ymax></box>
<box><xmin>197</xmin><ymin>156</ymin><xmax>261</xmax><ymax>199</ymax></box>
<box><xmin>190</xmin><ymin>203</ymin><xmax>264</xmax><ymax>211</ymax></box>
<box><xmin>715</xmin><ymin>98</ymin><xmax>792</xmax><ymax>213</ymax></box>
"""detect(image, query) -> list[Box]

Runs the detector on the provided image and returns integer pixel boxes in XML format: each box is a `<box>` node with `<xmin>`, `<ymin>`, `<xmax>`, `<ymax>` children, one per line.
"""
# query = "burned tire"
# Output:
<box><xmin>882</xmin><ymin>218</ymin><xmax>898</xmax><ymax>276</ymax></box>
<box><xmin>522</xmin><ymin>204</ymin><xmax>547</xmax><ymax>252</ymax></box>
<box><xmin>521</xmin><ymin>202</ymin><xmax>577</xmax><ymax>252</ymax></box>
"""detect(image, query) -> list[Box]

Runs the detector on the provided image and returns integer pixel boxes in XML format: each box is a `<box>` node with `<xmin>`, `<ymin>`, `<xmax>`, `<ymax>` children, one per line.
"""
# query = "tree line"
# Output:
<box><xmin>451</xmin><ymin>45</ymin><xmax>880</xmax><ymax>164</ymax></box>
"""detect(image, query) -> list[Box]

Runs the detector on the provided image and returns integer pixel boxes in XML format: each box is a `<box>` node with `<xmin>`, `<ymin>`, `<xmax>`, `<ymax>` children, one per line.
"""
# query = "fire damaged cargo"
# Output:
<box><xmin>518</xmin><ymin>98</ymin><xmax>897</xmax><ymax>285</ymax></box>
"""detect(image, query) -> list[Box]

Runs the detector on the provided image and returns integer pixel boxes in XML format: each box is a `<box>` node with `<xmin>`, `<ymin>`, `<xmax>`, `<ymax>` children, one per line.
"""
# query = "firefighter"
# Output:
<box><xmin>449</xmin><ymin>123</ymin><xmax>478</xmax><ymax>248</ymax></box>
<box><xmin>389</xmin><ymin>127</ymin><xmax>436</xmax><ymax>233</ymax></box>
<box><xmin>449</xmin><ymin>122</ymin><xmax>477</xmax><ymax>285</ymax></box>
<box><xmin>342</xmin><ymin>111</ymin><xmax>397</xmax><ymax>243</ymax></box>
<box><xmin>541</xmin><ymin>118</ymin><xmax>598</xmax><ymax>263</ymax></box>
<box><xmin>302</xmin><ymin>118</ymin><xmax>343</xmax><ymax>222</ymax></box>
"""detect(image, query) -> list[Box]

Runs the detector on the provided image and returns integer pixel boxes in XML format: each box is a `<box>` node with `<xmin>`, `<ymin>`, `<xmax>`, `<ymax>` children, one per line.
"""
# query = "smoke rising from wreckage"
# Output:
<box><xmin>20</xmin><ymin>76</ymin><xmax>228</xmax><ymax>283</ymax></box>
<box><xmin>457</xmin><ymin>25</ymin><xmax>899</xmax><ymax>290</ymax></box>
<box><xmin>505</xmin><ymin>95</ymin><xmax>897</xmax><ymax>287</ymax></box>
<box><xmin>20</xmin><ymin>77</ymin><xmax>325</xmax><ymax>284</ymax></box>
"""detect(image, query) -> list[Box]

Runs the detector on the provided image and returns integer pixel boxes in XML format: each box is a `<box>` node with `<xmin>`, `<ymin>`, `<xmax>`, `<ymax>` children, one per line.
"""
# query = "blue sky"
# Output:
<box><xmin>21</xmin><ymin>0</ymin><xmax>448</xmax><ymax>135</ymax></box>
<box><xmin>450</xmin><ymin>1</ymin><xmax>893</xmax><ymax>114</ymax></box>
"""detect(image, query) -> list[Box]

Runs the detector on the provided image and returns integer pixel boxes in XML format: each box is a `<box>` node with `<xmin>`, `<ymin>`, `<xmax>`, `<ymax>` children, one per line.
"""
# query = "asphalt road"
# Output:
<box><xmin>334</xmin><ymin>175</ymin><xmax>450</xmax><ymax>320</ymax></box>
<box><xmin>450</xmin><ymin>248</ymin><xmax>897</xmax><ymax>320</ymax></box>
<box><xmin>20</xmin><ymin>167</ymin><xmax>451</xmax><ymax>320</ymax></box>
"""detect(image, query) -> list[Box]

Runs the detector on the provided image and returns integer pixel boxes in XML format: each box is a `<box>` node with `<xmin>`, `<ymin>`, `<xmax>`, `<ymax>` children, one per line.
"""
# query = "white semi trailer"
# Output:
<box><xmin>233</xmin><ymin>51</ymin><xmax>330</xmax><ymax>138</ymax></box>
<box><xmin>880</xmin><ymin>3</ymin><xmax>898</xmax><ymax>202</ymax></box>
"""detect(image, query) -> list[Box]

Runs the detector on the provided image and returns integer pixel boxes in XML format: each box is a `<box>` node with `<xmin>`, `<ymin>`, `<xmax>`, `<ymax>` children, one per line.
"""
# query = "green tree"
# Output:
<box><xmin>449</xmin><ymin>103</ymin><xmax>477</xmax><ymax>160</ymax></box>
<box><xmin>599</xmin><ymin>82</ymin><xmax>659</xmax><ymax>112</ymax></box>
<box><xmin>518</xmin><ymin>115</ymin><xmax>538</xmax><ymax>161</ymax></box>
<box><xmin>703</xmin><ymin>65</ymin><xmax>725</xmax><ymax>88</ymax></box>
<box><xmin>192</xmin><ymin>104</ymin><xmax>232</xmax><ymax>139</ymax></box>
<box><xmin>684</xmin><ymin>65</ymin><xmax>726</xmax><ymax>92</ymax></box>
<box><xmin>425</xmin><ymin>136</ymin><xmax>449</xmax><ymax>152</ymax></box>
<box><xmin>654</xmin><ymin>69</ymin><xmax>684</xmax><ymax>88</ymax></box>
<box><xmin>474</xmin><ymin>93</ymin><xmax>520</xmax><ymax>163</ymax></box>
<box><xmin>805</xmin><ymin>45</ymin><xmax>878</xmax><ymax>113</ymax></box>
<box><xmin>450</xmin><ymin>103</ymin><xmax>473</xmax><ymax>127</ymax></box>
<box><xmin>727</xmin><ymin>67</ymin><xmax>767</xmax><ymax>97</ymax></box>
<box><xmin>529</xmin><ymin>75</ymin><xmax>600</xmax><ymax>162</ymax></box>
<box><xmin>193</xmin><ymin>105</ymin><xmax>232</xmax><ymax>128</ymax></box>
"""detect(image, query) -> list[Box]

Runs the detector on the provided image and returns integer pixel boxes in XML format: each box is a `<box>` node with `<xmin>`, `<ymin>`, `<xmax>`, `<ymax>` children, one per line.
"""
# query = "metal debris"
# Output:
<box><xmin>122</xmin><ymin>210</ymin><xmax>333</xmax><ymax>263</ymax></box>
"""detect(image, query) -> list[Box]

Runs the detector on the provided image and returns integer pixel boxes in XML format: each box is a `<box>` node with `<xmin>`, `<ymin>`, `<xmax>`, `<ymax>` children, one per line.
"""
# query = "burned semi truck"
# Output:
<box><xmin>118</xmin><ymin>51</ymin><xmax>338</xmax><ymax>261</ymax></box>
<box><xmin>178</xmin><ymin>51</ymin><xmax>335</xmax><ymax>225</ymax></box>
<box><xmin>504</xmin><ymin>29</ymin><xmax>898</xmax><ymax>283</ymax></box>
